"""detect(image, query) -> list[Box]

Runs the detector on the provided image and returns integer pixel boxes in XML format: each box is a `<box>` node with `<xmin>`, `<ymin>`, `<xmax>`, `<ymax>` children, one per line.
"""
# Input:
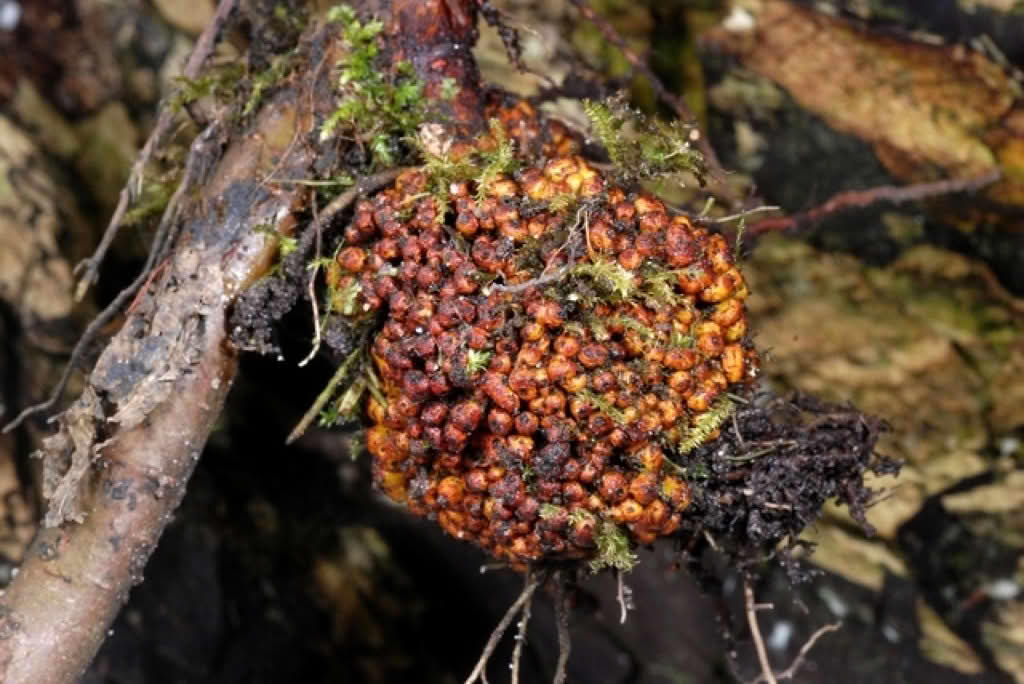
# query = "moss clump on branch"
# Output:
<box><xmin>320</xmin><ymin>5</ymin><xmax>429</xmax><ymax>168</ymax></box>
<box><xmin>169</xmin><ymin>64</ymin><xmax>246</xmax><ymax>112</ymax></box>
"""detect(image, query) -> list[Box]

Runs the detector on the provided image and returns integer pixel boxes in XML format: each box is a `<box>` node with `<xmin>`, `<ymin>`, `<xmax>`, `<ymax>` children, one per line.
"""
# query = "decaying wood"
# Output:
<box><xmin>0</xmin><ymin>24</ymin><xmax>322</xmax><ymax>684</ymax></box>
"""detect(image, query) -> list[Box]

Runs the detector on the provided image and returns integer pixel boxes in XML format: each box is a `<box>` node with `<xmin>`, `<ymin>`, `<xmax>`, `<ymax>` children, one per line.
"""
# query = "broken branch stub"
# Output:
<box><xmin>390</xmin><ymin>0</ymin><xmax>487</xmax><ymax>136</ymax></box>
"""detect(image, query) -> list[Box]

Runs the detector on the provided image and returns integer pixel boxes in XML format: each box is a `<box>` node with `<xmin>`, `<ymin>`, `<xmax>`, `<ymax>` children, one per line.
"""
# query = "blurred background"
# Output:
<box><xmin>1</xmin><ymin>0</ymin><xmax>1022</xmax><ymax>682</ymax></box>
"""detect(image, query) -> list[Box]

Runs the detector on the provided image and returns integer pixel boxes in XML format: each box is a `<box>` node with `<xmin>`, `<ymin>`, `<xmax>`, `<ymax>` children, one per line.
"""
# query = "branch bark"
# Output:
<box><xmin>0</xmin><ymin>19</ymin><xmax>327</xmax><ymax>683</ymax></box>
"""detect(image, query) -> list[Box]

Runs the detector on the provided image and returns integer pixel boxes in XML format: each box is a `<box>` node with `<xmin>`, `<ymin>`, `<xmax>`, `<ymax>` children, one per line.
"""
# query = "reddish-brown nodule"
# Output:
<box><xmin>348</xmin><ymin>109</ymin><xmax>758</xmax><ymax>564</ymax></box>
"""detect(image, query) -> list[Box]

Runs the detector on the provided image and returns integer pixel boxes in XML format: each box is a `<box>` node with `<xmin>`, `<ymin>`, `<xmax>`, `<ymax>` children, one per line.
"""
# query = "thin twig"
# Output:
<box><xmin>489</xmin><ymin>206</ymin><xmax>588</xmax><ymax>295</ymax></box>
<box><xmin>732</xmin><ymin>411</ymin><xmax>745</xmax><ymax>447</ymax></box>
<box><xmin>286</xmin><ymin>337</ymin><xmax>366</xmax><ymax>444</ymax></box>
<box><xmin>73</xmin><ymin>0</ymin><xmax>239</xmax><ymax>300</ymax></box>
<box><xmin>510</xmin><ymin>573</ymin><xmax>535</xmax><ymax>684</ymax></box>
<box><xmin>749</xmin><ymin>171</ymin><xmax>1001</xmax><ymax>237</ymax></box>
<box><xmin>297</xmin><ymin>196</ymin><xmax>324</xmax><ymax>367</ymax></box>
<box><xmin>317</xmin><ymin>167</ymin><xmax>409</xmax><ymax>229</ymax></box>
<box><xmin>464</xmin><ymin>569</ymin><xmax>541</xmax><ymax>684</ymax></box>
<box><xmin>744</xmin><ymin>579</ymin><xmax>777</xmax><ymax>684</ymax></box>
<box><xmin>711</xmin><ymin>205</ymin><xmax>781</xmax><ymax>223</ymax></box>
<box><xmin>3</xmin><ymin>123</ymin><xmax>221</xmax><ymax>433</ymax></box>
<box><xmin>553</xmin><ymin>572</ymin><xmax>572</xmax><ymax>684</ymax></box>
<box><xmin>749</xmin><ymin>622</ymin><xmax>842</xmax><ymax>684</ymax></box>
<box><xmin>288</xmin><ymin>167</ymin><xmax>409</xmax><ymax>367</ymax></box>
<box><xmin>616</xmin><ymin>569</ymin><xmax>633</xmax><ymax>625</ymax></box>
<box><xmin>567</xmin><ymin>0</ymin><xmax>728</xmax><ymax>185</ymax></box>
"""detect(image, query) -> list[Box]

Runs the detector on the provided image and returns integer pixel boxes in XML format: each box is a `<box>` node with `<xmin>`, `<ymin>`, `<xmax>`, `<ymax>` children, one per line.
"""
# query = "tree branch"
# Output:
<box><xmin>0</xmin><ymin>16</ymin><xmax>331</xmax><ymax>681</ymax></box>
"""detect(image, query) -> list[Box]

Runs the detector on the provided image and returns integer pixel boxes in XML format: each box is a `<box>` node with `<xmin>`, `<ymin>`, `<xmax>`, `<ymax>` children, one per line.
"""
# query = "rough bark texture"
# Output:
<box><xmin>0</xmin><ymin>21</ymin><xmax>321</xmax><ymax>682</ymax></box>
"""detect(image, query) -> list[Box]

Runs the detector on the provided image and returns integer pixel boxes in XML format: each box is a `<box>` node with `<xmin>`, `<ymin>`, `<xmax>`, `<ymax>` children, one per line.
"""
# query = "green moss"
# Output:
<box><xmin>465</xmin><ymin>349</ymin><xmax>493</xmax><ymax>376</ymax></box>
<box><xmin>169</xmin><ymin>64</ymin><xmax>245</xmax><ymax>112</ymax></box>
<box><xmin>591</xmin><ymin>520</ymin><xmax>638</xmax><ymax>573</ymax></box>
<box><xmin>121</xmin><ymin>181</ymin><xmax>175</xmax><ymax>227</ymax></box>
<box><xmin>571</xmin><ymin>258</ymin><xmax>636</xmax><ymax>300</ymax></box>
<box><xmin>583</xmin><ymin>97</ymin><xmax>704</xmax><ymax>185</ymax></box>
<box><xmin>609</xmin><ymin>315</ymin><xmax>656</xmax><ymax>342</ymax></box>
<box><xmin>676</xmin><ymin>396</ymin><xmax>735</xmax><ymax>455</ymax></box>
<box><xmin>317</xmin><ymin>345</ymin><xmax>371</xmax><ymax>428</ymax></box>
<box><xmin>439</xmin><ymin>76</ymin><xmax>459</xmax><ymax>101</ymax></box>
<box><xmin>669</xmin><ymin>329</ymin><xmax>695</xmax><ymax>349</ymax></box>
<box><xmin>474</xmin><ymin>118</ymin><xmax>520</xmax><ymax>201</ymax></box>
<box><xmin>547</xmin><ymin>193</ymin><xmax>579</xmax><ymax>214</ymax></box>
<box><xmin>244</xmin><ymin>53</ymin><xmax>298</xmax><ymax>117</ymax></box>
<box><xmin>415</xmin><ymin>118</ymin><xmax>522</xmax><ymax>221</ymax></box>
<box><xmin>539</xmin><ymin>503</ymin><xmax>564</xmax><ymax>520</ymax></box>
<box><xmin>330</xmin><ymin>280</ymin><xmax>362</xmax><ymax>316</ymax></box>
<box><xmin>579</xmin><ymin>389</ymin><xmax>626</xmax><ymax>425</ymax></box>
<box><xmin>320</xmin><ymin>6</ymin><xmax>427</xmax><ymax>168</ymax></box>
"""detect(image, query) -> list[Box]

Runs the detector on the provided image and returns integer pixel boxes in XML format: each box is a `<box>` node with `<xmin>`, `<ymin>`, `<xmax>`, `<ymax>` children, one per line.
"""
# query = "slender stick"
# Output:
<box><xmin>744</xmin><ymin>579</ymin><xmax>778</xmax><ymax>684</ymax></box>
<box><xmin>464</xmin><ymin>569</ymin><xmax>541</xmax><ymax>684</ymax></box>
<box><xmin>749</xmin><ymin>622</ymin><xmax>841</xmax><ymax>684</ymax></box>
<box><xmin>73</xmin><ymin>0</ymin><xmax>239</xmax><ymax>300</ymax></box>
<box><xmin>3</xmin><ymin>123</ymin><xmax>221</xmax><ymax>433</ymax></box>
<box><xmin>552</xmin><ymin>572</ymin><xmax>572</xmax><ymax>684</ymax></box>
<box><xmin>510</xmin><ymin>575</ymin><xmax>535</xmax><ymax>684</ymax></box>
<box><xmin>749</xmin><ymin>171</ymin><xmax>1001</xmax><ymax>236</ymax></box>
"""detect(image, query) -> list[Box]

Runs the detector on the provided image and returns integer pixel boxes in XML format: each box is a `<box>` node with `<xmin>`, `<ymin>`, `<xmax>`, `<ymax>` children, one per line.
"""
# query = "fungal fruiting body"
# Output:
<box><xmin>340</xmin><ymin>112</ymin><xmax>759</xmax><ymax>565</ymax></box>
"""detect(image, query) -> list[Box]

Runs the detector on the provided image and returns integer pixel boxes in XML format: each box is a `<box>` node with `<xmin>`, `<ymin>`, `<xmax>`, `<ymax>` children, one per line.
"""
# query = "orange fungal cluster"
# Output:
<box><xmin>336</xmin><ymin>116</ymin><xmax>759</xmax><ymax>565</ymax></box>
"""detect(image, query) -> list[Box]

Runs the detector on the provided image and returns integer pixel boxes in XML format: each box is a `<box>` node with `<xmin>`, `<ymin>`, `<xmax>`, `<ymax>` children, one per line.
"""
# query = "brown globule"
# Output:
<box><xmin>343</xmin><ymin>107</ymin><xmax>759</xmax><ymax>565</ymax></box>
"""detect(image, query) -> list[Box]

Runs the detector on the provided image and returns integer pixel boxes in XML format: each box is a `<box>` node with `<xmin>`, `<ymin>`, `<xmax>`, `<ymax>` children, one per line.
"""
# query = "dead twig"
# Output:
<box><xmin>286</xmin><ymin>329</ymin><xmax>370</xmax><ymax>444</ymax></box>
<box><xmin>489</xmin><ymin>206</ymin><xmax>588</xmax><ymax>295</ymax></box>
<box><xmin>464</xmin><ymin>568</ymin><xmax>542</xmax><ymax>684</ymax></box>
<box><xmin>744</xmin><ymin>578</ymin><xmax>778</xmax><ymax>684</ymax></box>
<box><xmin>749</xmin><ymin>622</ymin><xmax>842</xmax><ymax>684</ymax></box>
<box><xmin>711</xmin><ymin>205</ymin><xmax>781</xmax><ymax>224</ymax></box>
<box><xmin>616</xmin><ymin>569</ymin><xmax>633</xmax><ymax>624</ymax></box>
<box><xmin>743</xmin><ymin>578</ymin><xmax>840</xmax><ymax>684</ymax></box>
<box><xmin>510</xmin><ymin>572</ymin><xmax>535</xmax><ymax>684</ymax></box>
<box><xmin>553</xmin><ymin>572</ymin><xmax>572</xmax><ymax>684</ymax></box>
<box><xmin>316</xmin><ymin>167</ymin><xmax>409</xmax><ymax>230</ymax></box>
<box><xmin>3</xmin><ymin>122</ymin><xmax>222</xmax><ymax>434</ymax></box>
<box><xmin>72</xmin><ymin>0</ymin><xmax>239</xmax><ymax>300</ymax></box>
<box><xmin>297</xmin><ymin>196</ymin><xmax>324</xmax><ymax>368</ymax></box>
<box><xmin>289</xmin><ymin>167</ymin><xmax>408</xmax><ymax>367</ymax></box>
<box><xmin>749</xmin><ymin>171</ymin><xmax>1001</xmax><ymax>237</ymax></box>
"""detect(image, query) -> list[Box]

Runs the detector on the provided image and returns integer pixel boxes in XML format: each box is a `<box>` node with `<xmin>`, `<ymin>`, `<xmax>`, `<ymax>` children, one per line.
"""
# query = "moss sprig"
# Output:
<box><xmin>465</xmin><ymin>349</ymin><xmax>493</xmax><ymax>376</ymax></box>
<box><xmin>676</xmin><ymin>396</ymin><xmax>735</xmax><ymax>455</ymax></box>
<box><xmin>570</xmin><ymin>258</ymin><xmax>636</xmax><ymax>300</ymax></box>
<box><xmin>583</xmin><ymin>96</ymin><xmax>705</xmax><ymax>186</ymax></box>
<box><xmin>474</xmin><ymin>118</ymin><xmax>520</xmax><ymax>202</ymax></box>
<box><xmin>591</xmin><ymin>520</ymin><xmax>638</xmax><ymax>573</ymax></box>
<box><xmin>578</xmin><ymin>389</ymin><xmax>626</xmax><ymax>425</ymax></box>
<box><xmin>320</xmin><ymin>5</ymin><xmax>426</xmax><ymax>168</ymax></box>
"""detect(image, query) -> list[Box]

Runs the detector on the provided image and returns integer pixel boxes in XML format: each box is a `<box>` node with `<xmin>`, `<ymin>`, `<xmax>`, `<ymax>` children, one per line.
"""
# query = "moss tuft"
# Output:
<box><xmin>583</xmin><ymin>96</ymin><xmax>705</xmax><ymax>185</ymax></box>
<box><xmin>676</xmin><ymin>396</ymin><xmax>735</xmax><ymax>455</ymax></box>
<box><xmin>320</xmin><ymin>5</ymin><xmax>427</xmax><ymax>168</ymax></box>
<box><xmin>571</xmin><ymin>258</ymin><xmax>636</xmax><ymax>300</ymax></box>
<box><xmin>465</xmin><ymin>349</ymin><xmax>493</xmax><ymax>376</ymax></box>
<box><xmin>591</xmin><ymin>520</ymin><xmax>638</xmax><ymax>573</ymax></box>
